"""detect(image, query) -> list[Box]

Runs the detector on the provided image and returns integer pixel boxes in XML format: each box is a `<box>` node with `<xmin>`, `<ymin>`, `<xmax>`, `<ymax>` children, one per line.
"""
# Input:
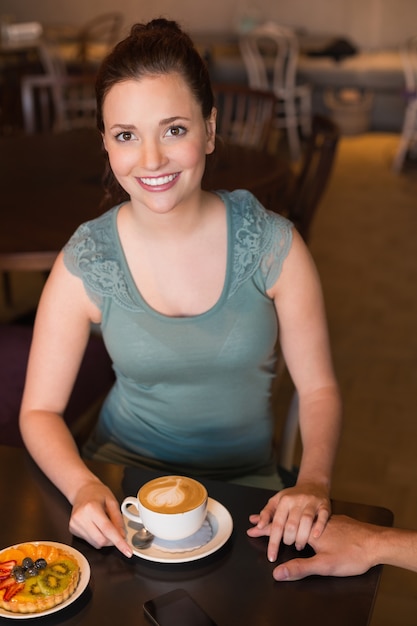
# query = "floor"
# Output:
<box><xmin>1</xmin><ymin>132</ymin><xmax>417</xmax><ymax>625</ymax></box>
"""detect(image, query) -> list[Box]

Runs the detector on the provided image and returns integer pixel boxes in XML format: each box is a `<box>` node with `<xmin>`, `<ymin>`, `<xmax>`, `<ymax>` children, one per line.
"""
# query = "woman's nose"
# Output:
<box><xmin>138</xmin><ymin>138</ymin><xmax>167</xmax><ymax>170</ymax></box>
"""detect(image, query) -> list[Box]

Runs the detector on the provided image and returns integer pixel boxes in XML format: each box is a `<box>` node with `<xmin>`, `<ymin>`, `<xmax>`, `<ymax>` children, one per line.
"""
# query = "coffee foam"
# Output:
<box><xmin>139</xmin><ymin>476</ymin><xmax>206</xmax><ymax>514</ymax></box>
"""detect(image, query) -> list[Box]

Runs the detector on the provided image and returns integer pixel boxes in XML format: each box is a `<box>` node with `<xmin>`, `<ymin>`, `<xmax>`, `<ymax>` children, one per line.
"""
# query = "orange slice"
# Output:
<box><xmin>35</xmin><ymin>544</ymin><xmax>60</xmax><ymax>563</ymax></box>
<box><xmin>15</xmin><ymin>544</ymin><xmax>38</xmax><ymax>561</ymax></box>
<box><xmin>0</xmin><ymin>548</ymin><xmax>26</xmax><ymax>564</ymax></box>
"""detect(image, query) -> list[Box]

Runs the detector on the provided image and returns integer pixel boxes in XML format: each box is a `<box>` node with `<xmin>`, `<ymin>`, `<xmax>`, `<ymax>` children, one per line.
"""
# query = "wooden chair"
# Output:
<box><xmin>287</xmin><ymin>114</ymin><xmax>340</xmax><ymax>242</ymax></box>
<box><xmin>272</xmin><ymin>115</ymin><xmax>340</xmax><ymax>480</ymax></box>
<box><xmin>239</xmin><ymin>21</ymin><xmax>312</xmax><ymax>162</ymax></box>
<box><xmin>212</xmin><ymin>83</ymin><xmax>277</xmax><ymax>151</ymax></box>
<box><xmin>393</xmin><ymin>36</ymin><xmax>417</xmax><ymax>172</ymax></box>
<box><xmin>21</xmin><ymin>72</ymin><xmax>97</xmax><ymax>134</ymax></box>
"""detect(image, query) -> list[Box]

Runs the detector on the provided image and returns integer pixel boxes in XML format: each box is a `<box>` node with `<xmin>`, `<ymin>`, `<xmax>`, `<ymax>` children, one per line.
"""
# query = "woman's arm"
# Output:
<box><xmin>19</xmin><ymin>253</ymin><xmax>132</xmax><ymax>556</ymax></box>
<box><xmin>275</xmin><ymin>230</ymin><xmax>341</xmax><ymax>493</ymax></box>
<box><xmin>248</xmin><ymin>230</ymin><xmax>342</xmax><ymax>560</ymax></box>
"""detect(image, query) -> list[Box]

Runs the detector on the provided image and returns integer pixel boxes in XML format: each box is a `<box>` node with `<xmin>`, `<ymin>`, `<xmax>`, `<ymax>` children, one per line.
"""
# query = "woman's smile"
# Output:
<box><xmin>136</xmin><ymin>172</ymin><xmax>180</xmax><ymax>191</ymax></box>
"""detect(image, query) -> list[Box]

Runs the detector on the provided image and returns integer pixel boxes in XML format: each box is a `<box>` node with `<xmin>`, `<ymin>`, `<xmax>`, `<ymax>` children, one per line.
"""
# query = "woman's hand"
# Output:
<box><xmin>246</xmin><ymin>482</ymin><xmax>331</xmax><ymax>562</ymax></box>
<box><xmin>69</xmin><ymin>479</ymin><xmax>133</xmax><ymax>558</ymax></box>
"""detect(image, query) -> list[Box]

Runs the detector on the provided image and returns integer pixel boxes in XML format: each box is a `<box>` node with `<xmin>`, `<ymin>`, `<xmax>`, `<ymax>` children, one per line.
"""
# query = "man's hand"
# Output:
<box><xmin>272</xmin><ymin>515</ymin><xmax>378</xmax><ymax>580</ymax></box>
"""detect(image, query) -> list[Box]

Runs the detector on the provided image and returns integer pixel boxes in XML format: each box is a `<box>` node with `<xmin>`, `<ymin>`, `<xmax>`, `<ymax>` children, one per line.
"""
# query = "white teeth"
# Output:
<box><xmin>140</xmin><ymin>173</ymin><xmax>177</xmax><ymax>186</ymax></box>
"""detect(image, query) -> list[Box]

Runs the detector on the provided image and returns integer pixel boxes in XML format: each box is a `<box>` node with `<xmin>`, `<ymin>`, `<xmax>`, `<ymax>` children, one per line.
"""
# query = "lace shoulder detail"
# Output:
<box><xmin>63</xmin><ymin>193</ymin><xmax>292</xmax><ymax>312</ymax></box>
<box><xmin>63</xmin><ymin>208</ymin><xmax>141</xmax><ymax>311</ymax></box>
<box><xmin>224</xmin><ymin>190</ymin><xmax>293</xmax><ymax>297</ymax></box>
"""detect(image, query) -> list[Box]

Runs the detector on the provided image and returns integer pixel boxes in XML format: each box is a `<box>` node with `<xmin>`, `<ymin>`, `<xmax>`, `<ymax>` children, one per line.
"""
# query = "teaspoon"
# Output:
<box><xmin>131</xmin><ymin>524</ymin><xmax>154</xmax><ymax>549</ymax></box>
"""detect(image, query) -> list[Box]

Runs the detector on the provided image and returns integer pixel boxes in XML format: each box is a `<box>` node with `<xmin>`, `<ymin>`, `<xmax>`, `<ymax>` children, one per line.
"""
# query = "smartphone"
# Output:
<box><xmin>143</xmin><ymin>588</ymin><xmax>218</xmax><ymax>626</ymax></box>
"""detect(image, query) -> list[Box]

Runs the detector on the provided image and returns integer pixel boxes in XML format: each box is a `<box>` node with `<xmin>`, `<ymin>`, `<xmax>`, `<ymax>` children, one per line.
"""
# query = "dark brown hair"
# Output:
<box><xmin>95</xmin><ymin>18</ymin><xmax>214</xmax><ymax>207</ymax></box>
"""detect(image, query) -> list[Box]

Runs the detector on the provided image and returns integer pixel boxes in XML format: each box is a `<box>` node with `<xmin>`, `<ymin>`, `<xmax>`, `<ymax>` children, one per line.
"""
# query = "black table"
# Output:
<box><xmin>0</xmin><ymin>445</ymin><xmax>393</xmax><ymax>625</ymax></box>
<box><xmin>0</xmin><ymin>128</ymin><xmax>291</xmax><ymax>272</ymax></box>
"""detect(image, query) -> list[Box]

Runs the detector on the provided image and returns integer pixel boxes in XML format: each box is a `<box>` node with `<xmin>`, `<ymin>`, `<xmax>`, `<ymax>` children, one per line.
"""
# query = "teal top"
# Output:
<box><xmin>63</xmin><ymin>190</ymin><xmax>293</xmax><ymax>480</ymax></box>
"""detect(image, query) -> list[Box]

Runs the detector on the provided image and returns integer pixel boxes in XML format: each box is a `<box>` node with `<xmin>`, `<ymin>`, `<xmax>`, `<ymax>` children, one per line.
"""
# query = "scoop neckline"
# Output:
<box><xmin>111</xmin><ymin>192</ymin><xmax>232</xmax><ymax>321</ymax></box>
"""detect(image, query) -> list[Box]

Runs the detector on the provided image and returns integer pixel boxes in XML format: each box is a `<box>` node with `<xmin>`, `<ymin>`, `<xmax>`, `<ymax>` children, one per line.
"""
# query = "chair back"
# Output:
<box><xmin>21</xmin><ymin>73</ymin><xmax>96</xmax><ymax>133</ymax></box>
<box><xmin>271</xmin><ymin>115</ymin><xmax>339</xmax><ymax>479</ymax></box>
<box><xmin>239</xmin><ymin>22</ymin><xmax>311</xmax><ymax>162</ymax></box>
<box><xmin>239</xmin><ymin>22</ymin><xmax>299</xmax><ymax>96</ymax></box>
<box><xmin>288</xmin><ymin>114</ymin><xmax>340</xmax><ymax>241</ymax></box>
<box><xmin>38</xmin><ymin>41</ymin><xmax>68</xmax><ymax>78</ymax></box>
<box><xmin>212</xmin><ymin>83</ymin><xmax>276</xmax><ymax>150</ymax></box>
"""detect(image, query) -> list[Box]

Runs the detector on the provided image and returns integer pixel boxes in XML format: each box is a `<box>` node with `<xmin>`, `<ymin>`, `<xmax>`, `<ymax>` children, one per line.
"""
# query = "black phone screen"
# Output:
<box><xmin>143</xmin><ymin>588</ymin><xmax>218</xmax><ymax>626</ymax></box>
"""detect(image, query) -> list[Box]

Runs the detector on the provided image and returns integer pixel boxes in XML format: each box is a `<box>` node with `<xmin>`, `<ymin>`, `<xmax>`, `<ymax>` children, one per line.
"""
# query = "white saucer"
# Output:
<box><xmin>123</xmin><ymin>497</ymin><xmax>233</xmax><ymax>563</ymax></box>
<box><xmin>0</xmin><ymin>541</ymin><xmax>90</xmax><ymax>620</ymax></box>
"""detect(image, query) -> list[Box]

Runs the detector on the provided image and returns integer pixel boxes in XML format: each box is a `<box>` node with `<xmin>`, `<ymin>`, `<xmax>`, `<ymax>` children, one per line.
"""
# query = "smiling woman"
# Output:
<box><xmin>100</xmin><ymin>74</ymin><xmax>215</xmax><ymax>215</ymax></box>
<box><xmin>19</xmin><ymin>18</ymin><xmax>341</xmax><ymax>567</ymax></box>
<box><xmin>95</xmin><ymin>21</ymin><xmax>216</xmax><ymax>210</ymax></box>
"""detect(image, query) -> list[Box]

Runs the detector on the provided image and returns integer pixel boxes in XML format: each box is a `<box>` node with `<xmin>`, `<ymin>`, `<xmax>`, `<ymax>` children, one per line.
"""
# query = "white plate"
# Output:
<box><xmin>124</xmin><ymin>497</ymin><xmax>233</xmax><ymax>563</ymax></box>
<box><xmin>0</xmin><ymin>541</ymin><xmax>90</xmax><ymax>620</ymax></box>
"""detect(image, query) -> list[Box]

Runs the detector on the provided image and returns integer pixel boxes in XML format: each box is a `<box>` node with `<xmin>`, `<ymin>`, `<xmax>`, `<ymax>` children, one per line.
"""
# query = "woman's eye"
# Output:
<box><xmin>116</xmin><ymin>131</ymin><xmax>135</xmax><ymax>142</ymax></box>
<box><xmin>166</xmin><ymin>125</ymin><xmax>186</xmax><ymax>137</ymax></box>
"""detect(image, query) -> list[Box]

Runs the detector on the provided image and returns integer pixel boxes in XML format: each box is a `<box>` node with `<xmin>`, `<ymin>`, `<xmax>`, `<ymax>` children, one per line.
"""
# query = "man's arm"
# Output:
<box><xmin>272</xmin><ymin>515</ymin><xmax>417</xmax><ymax>581</ymax></box>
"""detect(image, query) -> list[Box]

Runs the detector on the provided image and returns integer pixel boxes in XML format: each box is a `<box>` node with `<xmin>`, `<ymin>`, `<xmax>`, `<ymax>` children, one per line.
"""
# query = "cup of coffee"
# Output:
<box><xmin>121</xmin><ymin>475</ymin><xmax>208</xmax><ymax>541</ymax></box>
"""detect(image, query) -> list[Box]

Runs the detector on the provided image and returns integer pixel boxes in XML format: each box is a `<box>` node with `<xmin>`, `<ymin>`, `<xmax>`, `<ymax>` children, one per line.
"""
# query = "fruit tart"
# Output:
<box><xmin>0</xmin><ymin>542</ymin><xmax>80</xmax><ymax>614</ymax></box>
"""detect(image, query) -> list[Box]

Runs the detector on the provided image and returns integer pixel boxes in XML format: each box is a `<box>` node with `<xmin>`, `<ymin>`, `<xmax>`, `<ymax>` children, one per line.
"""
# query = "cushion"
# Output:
<box><xmin>0</xmin><ymin>324</ymin><xmax>114</xmax><ymax>447</ymax></box>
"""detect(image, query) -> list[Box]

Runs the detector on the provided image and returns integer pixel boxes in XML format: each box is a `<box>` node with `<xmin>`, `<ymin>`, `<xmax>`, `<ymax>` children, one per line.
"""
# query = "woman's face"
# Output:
<box><xmin>102</xmin><ymin>73</ymin><xmax>216</xmax><ymax>215</ymax></box>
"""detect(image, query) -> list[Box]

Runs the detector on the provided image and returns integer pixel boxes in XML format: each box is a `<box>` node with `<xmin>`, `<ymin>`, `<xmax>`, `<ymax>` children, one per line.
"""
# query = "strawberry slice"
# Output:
<box><xmin>3</xmin><ymin>581</ymin><xmax>25</xmax><ymax>601</ymax></box>
<box><xmin>0</xmin><ymin>560</ymin><xmax>17</xmax><ymax>580</ymax></box>
<box><xmin>0</xmin><ymin>560</ymin><xmax>17</xmax><ymax>568</ymax></box>
<box><xmin>0</xmin><ymin>559</ymin><xmax>17</xmax><ymax>572</ymax></box>
<box><xmin>0</xmin><ymin>576</ymin><xmax>16</xmax><ymax>591</ymax></box>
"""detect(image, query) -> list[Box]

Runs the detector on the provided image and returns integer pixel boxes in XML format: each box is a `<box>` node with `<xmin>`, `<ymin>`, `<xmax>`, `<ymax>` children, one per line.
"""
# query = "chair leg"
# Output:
<box><xmin>287</xmin><ymin>124</ymin><xmax>301</xmax><ymax>162</ymax></box>
<box><xmin>283</xmin><ymin>98</ymin><xmax>301</xmax><ymax>161</ymax></box>
<box><xmin>393</xmin><ymin>102</ymin><xmax>417</xmax><ymax>172</ymax></box>
<box><xmin>278</xmin><ymin>391</ymin><xmax>299</xmax><ymax>473</ymax></box>
<box><xmin>393</xmin><ymin>136</ymin><xmax>411</xmax><ymax>172</ymax></box>
<box><xmin>299</xmin><ymin>94</ymin><xmax>312</xmax><ymax>137</ymax></box>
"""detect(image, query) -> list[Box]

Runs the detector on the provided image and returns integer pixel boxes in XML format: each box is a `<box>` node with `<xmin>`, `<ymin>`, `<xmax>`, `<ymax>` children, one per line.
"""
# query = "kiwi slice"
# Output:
<box><xmin>21</xmin><ymin>580</ymin><xmax>43</xmax><ymax>597</ymax></box>
<box><xmin>37</xmin><ymin>573</ymin><xmax>67</xmax><ymax>596</ymax></box>
<box><xmin>49</xmin><ymin>560</ymin><xmax>75</xmax><ymax>577</ymax></box>
<box><xmin>37</xmin><ymin>560</ymin><xmax>76</xmax><ymax>596</ymax></box>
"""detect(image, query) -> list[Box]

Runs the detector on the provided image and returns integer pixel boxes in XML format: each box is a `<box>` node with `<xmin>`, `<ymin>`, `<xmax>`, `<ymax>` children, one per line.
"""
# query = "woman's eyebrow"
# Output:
<box><xmin>109</xmin><ymin>123</ymin><xmax>137</xmax><ymax>131</ymax></box>
<box><xmin>159</xmin><ymin>116</ymin><xmax>191</xmax><ymax>125</ymax></box>
<box><xmin>109</xmin><ymin>117</ymin><xmax>191</xmax><ymax>132</ymax></box>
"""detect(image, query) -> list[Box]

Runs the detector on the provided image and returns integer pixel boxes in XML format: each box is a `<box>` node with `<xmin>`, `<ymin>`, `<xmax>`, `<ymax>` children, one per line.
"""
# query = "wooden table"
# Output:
<box><xmin>0</xmin><ymin>128</ymin><xmax>292</xmax><ymax>272</ymax></box>
<box><xmin>0</xmin><ymin>444</ymin><xmax>393</xmax><ymax>625</ymax></box>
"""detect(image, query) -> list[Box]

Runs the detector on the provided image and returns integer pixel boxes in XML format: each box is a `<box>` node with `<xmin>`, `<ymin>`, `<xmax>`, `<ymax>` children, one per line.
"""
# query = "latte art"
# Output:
<box><xmin>139</xmin><ymin>476</ymin><xmax>207</xmax><ymax>514</ymax></box>
<box><xmin>147</xmin><ymin>483</ymin><xmax>186</xmax><ymax>509</ymax></box>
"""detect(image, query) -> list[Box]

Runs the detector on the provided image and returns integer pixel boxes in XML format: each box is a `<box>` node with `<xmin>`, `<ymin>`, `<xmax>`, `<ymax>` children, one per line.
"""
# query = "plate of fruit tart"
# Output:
<box><xmin>0</xmin><ymin>541</ymin><xmax>90</xmax><ymax>619</ymax></box>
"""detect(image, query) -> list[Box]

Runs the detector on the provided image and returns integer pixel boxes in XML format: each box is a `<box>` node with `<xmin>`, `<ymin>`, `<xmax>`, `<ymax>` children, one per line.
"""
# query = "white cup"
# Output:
<box><xmin>121</xmin><ymin>475</ymin><xmax>208</xmax><ymax>541</ymax></box>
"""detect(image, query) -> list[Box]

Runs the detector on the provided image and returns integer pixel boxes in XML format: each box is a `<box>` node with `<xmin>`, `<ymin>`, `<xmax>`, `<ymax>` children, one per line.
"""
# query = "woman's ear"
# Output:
<box><xmin>205</xmin><ymin>107</ymin><xmax>217</xmax><ymax>155</ymax></box>
<box><xmin>102</xmin><ymin>133</ymin><xmax>108</xmax><ymax>152</ymax></box>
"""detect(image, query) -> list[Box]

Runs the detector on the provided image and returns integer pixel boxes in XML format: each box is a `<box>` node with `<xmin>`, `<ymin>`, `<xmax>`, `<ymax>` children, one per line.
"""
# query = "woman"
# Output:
<box><xmin>20</xmin><ymin>19</ymin><xmax>341</xmax><ymax>562</ymax></box>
